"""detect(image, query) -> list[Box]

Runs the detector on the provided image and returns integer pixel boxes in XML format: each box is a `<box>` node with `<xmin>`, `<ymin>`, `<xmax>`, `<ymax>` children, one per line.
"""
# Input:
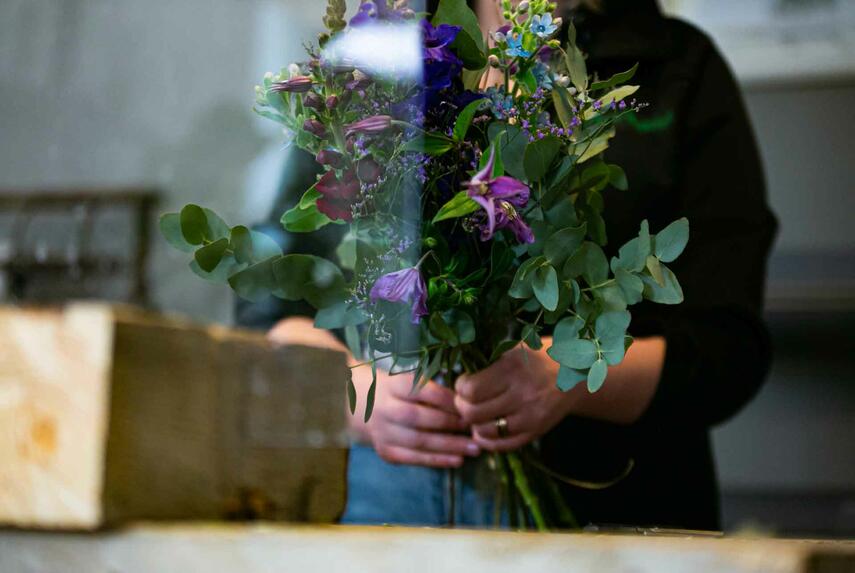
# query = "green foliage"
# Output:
<box><xmin>433</xmin><ymin>191</ymin><xmax>480</xmax><ymax>223</ymax></box>
<box><xmin>194</xmin><ymin>238</ymin><xmax>229</xmax><ymax>272</ymax></box>
<box><xmin>641</xmin><ymin>264</ymin><xmax>684</xmax><ymax>304</ymax></box>
<box><xmin>402</xmin><ymin>133</ymin><xmax>455</xmax><ymax>156</ymax></box>
<box><xmin>314</xmin><ymin>302</ymin><xmax>368</xmax><ymax>329</ymax></box>
<box><xmin>563</xmin><ymin>24</ymin><xmax>588</xmax><ymax>92</ymax></box>
<box><xmin>281</xmin><ymin>187</ymin><xmax>337</xmax><ymax>233</ymax></box>
<box><xmin>453</xmin><ymin>98</ymin><xmax>487</xmax><ymax>142</ymax></box>
<box><xmin>563</xmin><ymin>242</ymin><xmax>608</xmax><ymax>287</ymax></box>
<box><xmin>611</xmin><ymin>220</ymin><xmax>651</xmax><ymax>273</ymax></box>
<box><xmin>180</xmin><ymin>204</ymin><xmax>207</xmax><ymax>245</ymax></box>
<box><xmin>590</xmin><ymin>63</ymin><xmax>639</xmax><ymax>92</ymax></box>
<box><xmin>548</xmin><ymin>338</ymin><xmax>598</xmax><ymax>370</ymax></box>
<box><xmin>432</xmin><ymin>0</ymin><xmax>486</xmax><ymax>69</ymax></box>
<box><xmin>556</xmin><ymin>366</ymin><xmax>586</xmax><ymax>392</ymax></box>
<box><xmin>544</xmin><ymin>224</ymin><xmax>586</xmax><ymax>267</ymax></box>
<box><xmin>488</xmin><ymin>123</ymin><xmax>528</xmax><ymax>180</ymax></box>
<box><xmin>346</xmin><ymin>371</ymin><xmax>357</xmax><ymax>415</ymax></box>
<box><xmin>587</xmin><ymin>358</ymin><xmax>608</xmax><ymax>392</ymax></box>
<box><xmin>533</xmin><ymin>265</ymin><xmax>559</xmax><ymax>311</ymax></box>
<box><xmin>524</xmin><ymin>137</ymin><xmax>561</xmax><ymax>183</ymax></box>
<box><xmin>272</xmin><ymin>254</ymin><xmax>346</xmax><ymax>308</ymax></box>
<box><xmin>159</xmin><ymin>213</ymin><xmax>195</xmax><ymax>253</ymax></box>
<box><xmin>322</xmin><ymin>0</ymin><xmax>347</xmax><ymax>35</ymax></box>
<box><xmin>653</xmin><ymin>218</ymin><xmax>690</xmax><ymax>263</ymax></box>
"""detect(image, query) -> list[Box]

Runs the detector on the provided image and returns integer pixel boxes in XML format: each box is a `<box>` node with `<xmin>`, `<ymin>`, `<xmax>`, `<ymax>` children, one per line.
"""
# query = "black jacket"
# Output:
<box><xmin>237</xmin><ymin>0</ymin><xmax>777</xmax><ymax>530</ymax></box>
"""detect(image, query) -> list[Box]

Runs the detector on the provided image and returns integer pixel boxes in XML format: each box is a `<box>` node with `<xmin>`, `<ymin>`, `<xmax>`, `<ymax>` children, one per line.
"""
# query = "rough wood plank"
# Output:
<box><xmin>0</xmin><ymin>304</ymin><xmax>349</xmax><ymax>530</ymax></box>
<box><xmin>0</xmin><ymin>525</ymin><xmax>853</xmax><ymax>573</ymax></box>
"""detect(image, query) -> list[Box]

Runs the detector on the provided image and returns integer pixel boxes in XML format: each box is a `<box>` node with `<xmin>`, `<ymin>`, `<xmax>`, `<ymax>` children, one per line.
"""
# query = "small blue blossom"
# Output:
<box><xmin>530</xmin><ymin>13</ymin><xmax>558</xmax><ymax>39</ymax></box>
<box><xmin>505</xmin><ymin>34</ymin><xmax>531</xmax><ymax>58</ymax></box>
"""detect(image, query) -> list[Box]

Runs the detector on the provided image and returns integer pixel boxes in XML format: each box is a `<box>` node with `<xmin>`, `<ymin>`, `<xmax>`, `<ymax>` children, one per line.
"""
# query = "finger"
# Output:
<box><xmin>471</xmin><ymin>429</ymin><xmax>534</xmax><ymax>453</ymax></box>
<box><xmin>376</xmin><ymin>444</ymin><xmax>464</xmax><ymax>468</ymax></box>
<box><xmin>387</xmin><ymin>402</ymin><xmax>467</xmax><ymax>432</ymax></box>
<box><xmin>471</xmin><ymin>411</ymin><xmax>528</xmax><ymax>440</ymax></box>
<box><xmin>385</xmin><ymin>424</ymin><xmax>481</xmax><ymax>457</ymax></box>
<box><xmin>401</xmin><ymin>380</ymin><xmax>459</xmax><ymax>415</ymax></box>
<box><xmin>456</xmin><ymin>368</ymin><xmax>509</xmax><ymax>403</ymax></box>
<box><xmin>455</xmin><ymin>389</ymin><xmax>517</xmax><ymax>425</ymax></box>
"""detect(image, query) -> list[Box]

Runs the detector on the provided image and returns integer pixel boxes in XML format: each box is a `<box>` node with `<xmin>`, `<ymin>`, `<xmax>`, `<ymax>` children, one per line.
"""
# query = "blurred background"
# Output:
<box><xmin>0</xmin><ymin>0</ymin><xmax>852</xmax><ymax>537</ymax></box>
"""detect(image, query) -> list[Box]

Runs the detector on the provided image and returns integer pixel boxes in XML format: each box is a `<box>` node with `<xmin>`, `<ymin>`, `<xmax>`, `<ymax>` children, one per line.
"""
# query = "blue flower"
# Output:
<box><xmin>530</xmin><ymin>13</ymin><xmax>558</xmax><ymax>38</ymax></box>
<box><xmin>505</xmin><ymin>34</ymin><xmax>531</xmax><ymax>58</ymax></box>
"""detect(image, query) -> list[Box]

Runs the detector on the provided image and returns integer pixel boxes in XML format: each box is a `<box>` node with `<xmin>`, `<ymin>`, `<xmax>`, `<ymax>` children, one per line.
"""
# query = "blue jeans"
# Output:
<box><xmin>341</xmin><ymin>444</ymin><xmax>508</xmax><ymax>527</ymax></box>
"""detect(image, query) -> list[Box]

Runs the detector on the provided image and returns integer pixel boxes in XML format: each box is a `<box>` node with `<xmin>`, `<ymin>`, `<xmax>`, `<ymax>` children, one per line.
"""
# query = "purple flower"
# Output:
<box><xmin>271</xmin><ymin>76</ymin><xmax>313</xmax><ymax>93</ymax></box>
<box><xmin>465</xmin><ymin>147</ymin><xmax>533</xmax><ymax>243</ymax></box>
<box><xmin>370</xmin><ymin>267</ymin><xmax>428</xmax><ymax>324</ymax></box>
<box><xmin>420</xmin><ymin>21</ymin><xmax>463</xmax><ymax>107</ymax></box>
<box><xmin>345</xmin><ymin>115</ymin><xmax>393</xmax><ymax>137</ymax></box>
<box><xmin>349</xmin><ymin>0</ymin><xmax>404</xmax><ymax>27</ymax></box>
<box><xmin>315</xmin><ymin>149</ymin><xmax>345</xmax><ymax>169</ymax></box>
<box><xmin>303</xmin><ymin>118</ymin><xmax>327</xmax><ymax>138</ymax></box>
<box><xmin>421</xmin><ymin>20</ymin><xmax>461</xmax><ymax>61</ymax></box>
<box><xmin>316</xmin><ymin>169</ymin><xmax>360</xmax><ymax>222</ymax></box>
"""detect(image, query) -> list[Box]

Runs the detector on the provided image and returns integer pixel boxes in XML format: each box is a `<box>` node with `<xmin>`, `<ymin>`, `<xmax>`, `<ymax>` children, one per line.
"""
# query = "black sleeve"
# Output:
<box><xmin>636</xmin><ymin>42</ymin><xmax>778</xmax><ymax>429</ymax></box>
<box><xmin>234</xmin><ymin>149</ymin><xmax>346</xmax><ymax>331</ymax></box>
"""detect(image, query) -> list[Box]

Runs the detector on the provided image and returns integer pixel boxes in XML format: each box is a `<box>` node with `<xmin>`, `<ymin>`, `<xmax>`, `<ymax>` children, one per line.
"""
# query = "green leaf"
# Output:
<box><xmin>364</xmin><ymin>362</ymin><xmax>377</xmax><ymax>423</ymax></box>
<box><xmin>194</xmin><ymin>238</ymin><xmax>229</xmax><ymax>273</ymax></box>
<box><xmin>556</xmin><ymin>366</ymin><xmax>587</xmax><ymax>392</ymax></box>
<box><xmin>281</xmin><ymin>199</ymin><xmax>335</xmax><ymax>233</ymax></box>
<box><xmin>432</xmin><ymin>0</ymin><xmax>486</xmax><ymax>69</ymax></box>
<box><xmin>554</xmin><ymin>316</ymin><xmax>585</xmax><ymax>343</ymax></box>
<box><xmin>580</xmin><ymin>161</ymin><xmax>611</xmax><ymax>193</ymax></box>
<box><xmin>509</xmin><ymin>256</ymin><xmax>542</xmax><ymax>299</ymax></box>
<box><xmin>190</xmin><ymin>254</ymin><xmax>244</xmax><ymax>284</ymax></box>
<box><xmin>271</xmin><ymin>254</ymin><xmax>346</xmax><ymax>307</ymax></box>
<box><xmin>345</xmin><ymin>325</ymin><xmax>362</xmax><ymax>360</ymax></box>
<box><xmin>608</xmin><ymin>164</ymin><xmax>629</xmax><ymax>191</ymax></box>
<box><xmin>544</xmin><ymin>224</ymin><xmax>586</xmax><ymax>267</ymax></box>
<box><xmin>202</xmin><ymin>208</ymin><xmax>231</xmax><ymax>240</ymax></box>
<box><xmin>250</xmin><ymin>230</ymin><xmax>283</xmax><ymax>260</ymax></box>
<box><xmin>615</xmin><ymin>269</ymin><xmax>644</xmax><ymax>305</ymax></box>
<box><xmin>159</xmin><ymin>213</ymin><xmax>195</xmax><ymax>253</ymax></box>
<box><xmin>299</xmin><ymin>186</ymin><xmax>322</xmax><ymax>209</ymax></box>
<box><xmin>453</xmin><ymin>98</ymin><xmax>487</xmax><ymax>142</ymax></box>
<box><xmin>230</xmin><ymin>226</ymin><xmax>253</xmax><ymax>264</ymax></box>
<box><xmin>522</xmin><ymin>323</ymin><xmax>542</xmax><ymax>350</ymax></box>
<box><xmin>314</xmin><ymin>302</ymin><xmax>368</xmax><ymax>329</ymax></box>
<box><xmin>595</xmin><ymin>310</ymin><xmax>631</xmax><ymax>366</ymax></box>
<box><xmin>641</xmin><ymin>263</ymin><xmax>684</xmax><ymax>304</ymax></box>
<box><xmin>517</xmin><ymin>68</ymin><xmax>538</xmax><ymax>94</ymax></box>
<box><xmin>433</xmin><ymin>191</ymin><xmax>480</xmax><ymax>223</ymax></box>
<box><xmin>490</xmin><ymin>339</ymin><xmax>520</xmax><ymax>363</ymax></box>
<box><xmin>563</xmin><ymin>242</ymin><xmax>608</xmax><ymax>286</ymax></box>
<box><xmin>583</xmin><ymin>85</ymin><xmax>639</xmax><ymax>120</ymax></box>
<box><xmin>524</xmin><ymin>136</ymin><xmax>561</xmax><ymax>183</ymax></box>
<box><xmin>587</xmin><ymin>358</ymin><xmax>608</xmax><ymax>393</ymax></box>
<box><xmin>598</xmin><ymin>283</ymin><xmax>628</xmax><ymax>312</ymax></box>
<box><xmin>548</xmin><ymin>338</ymin><xmax>598</xmax><ymax>369</ymax></box>
<box><xmin>653</xmin><ymin>217</ymin><xmax>689</xmax><ymax>263</ymax></box>
<box><xmin>429</xmin><ymin>312</ymin><xmax>459</xmax><ymax>346</ymax></box>
<box><xmin>346</xmin><ymin>372</ymin><xmax>357</xmax><ymax>415</ymax></box>
<box><xmin>488</xmin><ymin>123</ymin><xmax>527</xmax><ymax>180</ymax></box>
<box><xmin>576</xmin><ymin>128</ymin><xmax>615</xmax><ymax>163</ymax></box>
<box><xmin>402</xmin><ymin>133</ymin><xmax>455</xmax><ymax>156</ymax></box>
<box><xmin>590</xmin><ymin>63</ymin><xmax>639</xmax><ymax>92</ymax></box>
<box><xmin>646</xmin><ymin>255</ymin><xmax>665</xmax><ymax>287</ymax></box>
<box><xmin>564</xmin><ymin>27</ymin><xmax>588</xmax><ymax>92</ymax></box>
<box><xmin>180</xmin><ymin>204</ymin><xmax>207</xmax><ymax>245</ymax></box>
<box><xmin>533</xmin><ymin>265</ymin><xmax>559</xmax><ymax>311</ymax></box>
<box><xmin>228</xmin><ymin>256</ymin><xmax>279</xmax><ymax>302</ymax></box>
<box><xmin>611</xmin><ymin>220</ymin><xmax>651</xmax><ymax>273</ymax></box>
<box><xmin>552</xmin><ymin>87</ymin><xmax>576</xmax><ymax>130</ymax></box>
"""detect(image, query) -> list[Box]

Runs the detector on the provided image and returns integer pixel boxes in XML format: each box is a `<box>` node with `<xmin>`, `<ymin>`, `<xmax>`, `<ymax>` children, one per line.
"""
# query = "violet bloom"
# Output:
<box><xmin>303</xmin><ymin>118</ymin><xmax>327</xmax><ymax>138</ymax></box>
<box><xmin>465</xmin><ymin>147</ymin><xmax>533</xmax><ymax>243</ymax></box>
<box><xmin>370</xmin><ymin>267</ymin><xmax>428</xmax><ymax>324</ymax></box>
<box><xmin>345</xmin><ymin>115</ymin><xmax>393</xmax><ymax>137</ymax></box>
<box><xmin>271</xmin><ymin>76</ymin><xmax>313</xmax><ymax>93</ymax></box>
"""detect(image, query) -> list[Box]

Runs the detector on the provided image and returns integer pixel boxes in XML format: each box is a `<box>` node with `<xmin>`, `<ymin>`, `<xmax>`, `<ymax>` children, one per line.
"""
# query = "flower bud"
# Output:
<box><xmin>303</xmin><ymin>91</ymin><xmax>324</xmax><ymax>111</ymax></box>
<box><xmin>488</xmin><ymin>54</ymin><xmax>501</xmax><ymax>68</ymax></box>
<box><xmin>345</xmin><ymin>115</ymin><xmax>393</xmax><ymax>137</ymax></box>
<box><xmin>303</xmin><ymin>118</ymin><xmax>327</xmax><ymax>138</ymax></box>
<box><xmin>556</xmin><ymin>75</ymin><xmax>571</xmax><ymax>88</ymax></box>
<box><xmin>325</xmin><ymin>95</ymin><xmax>339</xmax><ymax>110</ymax></box>
<box><xmin>517</xmin><ymin>1</ymin><xmax>529</xmax><ymax>13</ymax></box>
<box><xmin>271</xmin><ymin>75</ymin><xmax>314</xmax><ymax>93</ymax></box>
<box><xmin>568</xmin><ymin>86</ymin><xmax>578</xmax><ymax>96</ymax></box>
<box><xmin>553</xmin><ymin>17</ymin><xmax>563</xmax><ymax>28</ymax></box>
<box><xmin>503</xmin><ymin>11</ymin><xmax>512</xmax><ymax>20</ymax></box>
<box><xmin>547</xmin><ymin>39</ymin><xmax>561</xmax><ymax>48</ymax></box>
<box><xmin>316</xmin><ymin>149</ymin><xmax>345</xmax><ymax>169</ymax></box>
<box><xmin>492</xmin><ymin>31</ymin><xmax>506</xmax><ymax>43</ymax></box>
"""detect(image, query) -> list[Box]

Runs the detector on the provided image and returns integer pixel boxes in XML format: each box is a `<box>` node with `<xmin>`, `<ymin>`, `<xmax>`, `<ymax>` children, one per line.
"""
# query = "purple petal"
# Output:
<box><xmin>489</xmin><ymin>176</ymin><xmax>529</xmax><ymax>200</ymax></box>
<box><xmin>370</xmin><ymin>268</ymin><xmax>418</xmax><ymax>304</ymax></box>
<box><xmin>470</xmin><ymin>146</ymin><xmax>496</xmax><ymax>185</ymax></box>
<box><xmin>469</xmin><ymin>195</ymin><xmax>496</xmax><ymax>240</ymax></box>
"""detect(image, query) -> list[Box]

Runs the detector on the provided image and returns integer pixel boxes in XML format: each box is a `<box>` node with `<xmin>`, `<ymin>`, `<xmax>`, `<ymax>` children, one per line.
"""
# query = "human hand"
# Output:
<box><xmin>352</xmin><ymin>366</ymin><xmax>481</xmax><ymax>468</ymax></box>
<box><xmin>454</xmin><ymin>341</ymin><xmax>576</xmax><ymax>452</ymax></box>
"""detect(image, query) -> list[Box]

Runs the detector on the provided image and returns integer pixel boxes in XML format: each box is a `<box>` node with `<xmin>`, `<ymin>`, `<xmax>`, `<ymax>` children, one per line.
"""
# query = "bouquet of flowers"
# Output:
<box><xmin>160</xmin><ymin>0</ymin><xmax>689</xmax><ymax>530</ymax></box>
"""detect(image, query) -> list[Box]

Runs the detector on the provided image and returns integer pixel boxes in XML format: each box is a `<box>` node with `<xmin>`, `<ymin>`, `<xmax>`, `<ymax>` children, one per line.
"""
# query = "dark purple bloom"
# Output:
<box><xmin>465</xmin><ymin>147</ymin><xmax>533</xmax><ymax>243</ymax></box>
<box><xmin>420</xmin><ymin>21</ymin><xmax>463</xmax><ymax>107</ymax></box>
<box><xmin>315</xmin><ymin>169</ymin><xmax>360</xmax><ymax>222</ymax></box>
<box><xmin>325</xmin><ymin>95</ymin><xmax>339</xmax><ymax>110</ymax></box>
<box><xmin>421</xmin><ymin>20</ymin><xmax>461</xmax><ymax>61</ymax></box>
<box><xmin>303</xmin><ymin>92</ymin><xmax>324</xmax><ymax>111</ymax></box>
<box><xmin>370</xmin><ymin>267</ymin><xmax>428</xmax><ymax>324</ymax></box>
<box><xmin>302</xmin><ymin>118</ymin><xmax>327</xmax><ymax>138</ymax></box>
<box><xmin>271</xmin><ymin>76</ymin><xmax>313</xmax><ymax>93</ymax></box>
<box><xmin>357</xmin><ymin>156</ymin><xmax>382</xmax><ymax>183</ymax></box>
<box><xmin>345</xmin><ymin>115</ymin><xmax>393</xmax><ymax>137</ymax></box>
<box><xmin>315</xmin><ymin>149</ymin><xmax>345</xmax><ymax>169</ymax></box>
<box><xmin>349</xmin><ymin>0</ymin><xmax>404</xmax><ymax>27</ymax></box>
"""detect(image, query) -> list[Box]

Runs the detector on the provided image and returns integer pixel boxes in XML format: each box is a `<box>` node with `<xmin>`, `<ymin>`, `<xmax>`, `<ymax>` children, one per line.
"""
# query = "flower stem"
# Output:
<box><xmin>505</xmin><ymin>451</ymin><xmax>548</xmax><ymax>531</ymax></box>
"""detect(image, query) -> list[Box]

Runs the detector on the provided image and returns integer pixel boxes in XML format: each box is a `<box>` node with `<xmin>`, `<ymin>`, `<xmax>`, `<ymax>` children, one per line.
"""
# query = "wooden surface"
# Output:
<box><xmin>1</xmin><ymin>524</ymin><xmax>853</xmax><ymax>573</ymax></box>
<box><xmin>0</xmin><ymin>304</ymin><xmax>350</xmax><ymax>530</ymax></box>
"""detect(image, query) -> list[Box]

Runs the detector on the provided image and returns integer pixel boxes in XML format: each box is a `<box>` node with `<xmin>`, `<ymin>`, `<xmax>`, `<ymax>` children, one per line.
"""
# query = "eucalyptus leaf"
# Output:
<box><xmin>556</xmin><ymin>366</ymin><xmax>587</xmax><ymax>392</ymax></box>
<box><xmin>346</xmin><ymin>372</ymin><xmax>357</xmax><ymax>415</ymax></box>
<box><xmin>180</xmin><ymin>204</ymin><xmax>207</xmax><ymax>245</ymax></box>
<box><xmin>159</xmin><ymin>213</ymin><xmax>196</xmax><ymax>253</ymax></box>
<box><xmin>611</xmin><ymin>220</ymin><xmax>651</xmax><ymax>273</ymax></box>
<box><xmin>641</xmin><ymin>263</ymin><xmax>684</xmax><ymax>304</ymax></box>
<box><xmin>548</xmin><ymin>338</ymin><xmax>598</xmax><ymax>369</ymax></box>
<box><xmin>587</xmin><ymin>358</ymin><xmax>608</xmax><ymax>393</ymax></box>
<box><xmin>524</xmin><ymin>136</ymin><xmax>561</xmax><ymax>183</ymax></box>
<box><xmin>544</xmin><ymin>224</ymin><xmax>586</xmax><ymax>267</ymax></box>
<box><xmin>646</xmin><ymin>255</ymin><xmax>666</xmax><ymax>287</ymax></box>
<box><xmin>533</xmin><ymin>265</ymin><xmax>560</xmax><ymax>311</ymax></box>
<box><xmin>194</xmin><ymin>237</ymin><xmax>229</xmax><ymax>273</ymax></box>
<box><xmin>563</xmin><ymin>242</ymin><xmax>608</xmax><ymax>286</ymax></box>
<box><xmin>228</xmin><ymin>256</ymin><xmax>280</xmax><ymax>302</ymax></box>
<box><xmin>653</xmin><ymin>217</ymin><xmax>689</xmax><ymax>263</ymax></box>
<box><xmin>615</xmin><ymin>268</ymin><xmax>644</xmax><ymax>305</ymax></box>
<box><xmin>314</xmin><ymin>302</ymin><xmax>368</xmax><ymax>329</ymax></box>
<box><xmin>432</xmin><ymin>0</ymin><xmax>486</xmax><ymax>69</ymax></box>
<box><xmin>522</xmin><ymin>323</ymin><xmax>543</xmax><ymax>350</ymax></box>
<box><xmin>364</xmin><ymin>363</ymin><xmax>377</xmax><ymax>422</ymax></box>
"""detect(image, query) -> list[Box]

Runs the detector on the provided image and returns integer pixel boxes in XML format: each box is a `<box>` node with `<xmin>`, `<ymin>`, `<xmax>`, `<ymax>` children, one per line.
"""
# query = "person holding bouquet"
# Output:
<box><xmin>234</xmin><ymin>0</ymin><xmax>776</xmax><ymax>530</ymax></box>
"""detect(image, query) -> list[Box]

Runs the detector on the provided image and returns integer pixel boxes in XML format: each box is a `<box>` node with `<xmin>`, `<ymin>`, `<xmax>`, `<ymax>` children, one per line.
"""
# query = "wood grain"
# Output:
<box><xmin>0</xmin><ymin>304</ymin><xmax>349</xmax><ymax>530</ymax></box>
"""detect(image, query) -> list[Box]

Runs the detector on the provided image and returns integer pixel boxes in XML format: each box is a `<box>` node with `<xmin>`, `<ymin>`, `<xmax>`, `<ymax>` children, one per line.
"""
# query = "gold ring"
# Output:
<box><xmin>495</xmin><ymin>417</ymin><xmax>509</xmax><ymax>438</ymax></box>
